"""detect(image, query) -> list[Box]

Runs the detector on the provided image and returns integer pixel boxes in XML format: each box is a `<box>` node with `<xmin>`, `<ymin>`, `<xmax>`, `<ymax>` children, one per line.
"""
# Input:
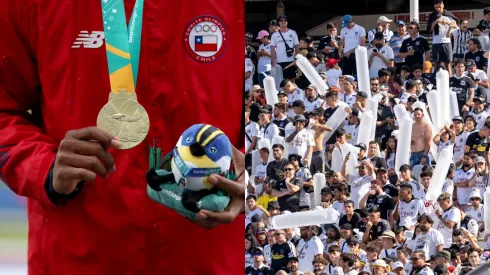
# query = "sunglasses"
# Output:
<box><xmin>253</xmin><ymin>252</ymin><xmax>263</xmax><ymax>256</ymax></box>
<box><xmin>348</xmin><ymin>243</ymin><xmax>357</xmax><ymax>247</ymax></box>
<box><xmin>470</xmin><ymin>197</ymin><xmax>480</xmax><ymax>201</ymax></box>
<box><xmin>411</xmin><ymin>257</ymin><xmax>421</xmax><ymax>261</ymax></box>
<box><xmin>284</xmin><ymin>168</ymin><xmax>294</xmax><ymax>171</ymax></box>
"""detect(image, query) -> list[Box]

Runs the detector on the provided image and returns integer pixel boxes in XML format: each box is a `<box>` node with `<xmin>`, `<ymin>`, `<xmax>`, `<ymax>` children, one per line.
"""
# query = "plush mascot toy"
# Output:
<box><xmin>146</xmin><ymin>124</ymin><xmax>234</xmax><ymax>217</ymax></box>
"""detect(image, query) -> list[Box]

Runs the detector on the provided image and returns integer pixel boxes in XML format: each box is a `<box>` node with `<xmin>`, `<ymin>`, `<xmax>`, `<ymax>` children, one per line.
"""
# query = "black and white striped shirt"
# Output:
<box><xmin>452</xmin><ymin>29</ymin><xmax>472</xmax><ymax>55</ymax></box>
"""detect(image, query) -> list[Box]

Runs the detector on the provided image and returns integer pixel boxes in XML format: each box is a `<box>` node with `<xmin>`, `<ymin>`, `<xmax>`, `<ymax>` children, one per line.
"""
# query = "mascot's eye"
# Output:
<box><xmin>209</xmin><ymin>147</ymin><xmax>217</xmax><ymax>153</ymax></box>
<box><xmin>185</xmin><ymin>137</ymin><xmax>193</xmax><ymax>142</ymax></box>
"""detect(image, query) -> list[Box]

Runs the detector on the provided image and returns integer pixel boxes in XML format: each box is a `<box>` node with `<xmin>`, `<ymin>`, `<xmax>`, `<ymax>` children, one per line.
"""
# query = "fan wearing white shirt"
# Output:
<box><xmin>270</xmin><ymin>14</ymin><xmax>299</xmax><ymax>81</ymax></box>
<box><xmin>408</xmin><ymin>214</ymin><xmax>444</xmax><ymax>261</ymax></box>
<box><xmin>245</xmin><ymin>106</ymin><xmax>260</xmax><ymax>155</ymax></box>
<box><xmin>435</xmin><ymin>192</ymin><xmax>461</xmax><ymax>248</ymax></box>
<box><xmin>297</xmin><ymin>225</ymin><xmax>324</xmax><ymax>273</ymax></box>
<box><xmin>259</xmin><ymin>104</ymin><xmax>280</xmax><ymax>144</ymax></box>
<box><xmin>453</xmin><ymin>152</ymin><xmax>476</xmax><ymax>211</ymax></box>
<box><xmin>465</xmin><ymin>188</ymin><xmax>484</xmax><ymax>228</ymax></box>
<box><xmin>395</xmin><ymin>183</ymin><xmax>426</xmax><ymax>230</ymax></box>
<box><xmin>285</xmin><ymin>114</ymin><xmax>314</xmax><ymax>165</ymax></box>
<box><xmin>245</xmin><ymin>57</ymin><xmax>255</xmax><ymax>92</ymax></box>
<box><xmin>339</xmin><ymin>77</ymin><xmax>357</xmax><ymax>107</ymax></box>
<box><xmin>367</xmin><ymin>32</ymin><xmax>395</xmax><ymax>78</ymax></box>
<box><xmin>379</xmin><ymin>231</ymin><xmax>398</xmax><ymax>259</ymax></box>
<box><xmin>304</xmin><ymin>85</ymin><xmax>324</xmax><ymax>113</ymax></box>
<box><xmin>338</xmin><ymin>14</ymin><xmax>366</xmax><ymax>76</ymax></box>
<box><xmin>326</xmin><ymin>59</ymin><xmax>343</xmax><ymax>89</ymax></box>
<box><xmin>256</xmin><ymin>30</ymin><xmax>272</xmax><ymax>88</ymax></box>
<box><xmin>368</xmin><ymin>16</ymin><xmax>394</xmax><ymax>45</ymax></box>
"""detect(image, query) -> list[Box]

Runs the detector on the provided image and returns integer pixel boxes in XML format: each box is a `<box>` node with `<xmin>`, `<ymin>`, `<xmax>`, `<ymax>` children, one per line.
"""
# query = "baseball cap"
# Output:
<box><xmin>374</xmin><ymin>31</ymin><xmax>384</xmax><ymax>40</ymax></box>
<box><xmin>379</xmin><ymin>230</ymin><xmax>396</xmax><ymax>239</ymax></box>
<box><xmin>377</xmin><ymin>167</ymin><xmax>387</xmax><ymax>173</ymax></box>
<box><xmin>259</xmin><ymin>104</ymin><xmax>273</xmax><ymax>114</ymax></box>
<box><xmin>436</xmin><ymin>250</ymin><xmax>451</xmax><ymax>261</ymax></box>
<box><xmin>344</xmin><ymin>75</ymin><xmax>355</xmax><ymax>84</ymax></box>
<box><xmin>466</xmin><ymin>59</ymin><xmax>476</xmax><ymax>67</ymax></box>
<box><xmin>342</xmin><ymin>15</ymin><xmax>353</xmax><ymax>28</ymax></box>
<box><xmin>327</xmin><ymin>58</ymin><xmax>341</xmax><ymax>68</ymax></box>
<box><xmin>294</xmin><ymin>114</ymin><xmax>307</xmax><ymax>122</ymax></box>
<box><xmin>251</xmin><ymin>213</ymin><xmax>263</xmax><ymax>223</ymax></box>
<box><xmin>269</xmin><ymin>20</ymin><xmax>278</xmax><ymax>26</ymax></box>
<box><xmin>391</xmin><ymin>262</ymin><xmax>404</xmax><ymax>270</ymax></box>
<box><xmin>396</xmin><ymin>20</ymin><xmax>406</xmax><ymax>26</ymax></box>
<box><xmin>452</xmin><ymin>116</ymin><xmax>464</xmax><ymax>122</ymax></box>
<box><xmin>372</xmin><ymin>259</ymin><xmax>388</xmax><ymax>268</ymax></box>
<box><xmin>355</xmin><ymin>143</ymin><xmax>367</xmax><ymax>151</ymax></box>
<box><xmin>256</xmin><ymin>30</ymin><xmax>270</xmax><ymax>40</ymax></box>
<box><xmin>357</xmin><ymin>91</ymin><xmax>368</xmax><ymax>99</ymax></box>
<box><xmin>277</xmin><ymin>90</ymin><xmax>287</xmax><ymax>97</ymax></box>
<box><xmin>306</xmin><ymin>84</ymin><xmax>318</xmax><ymax>91</ymax></box>
<box><xmin>423</xmin><ymin>61</ymin><xmax>432</xmax><ymax>73</ymax></box>
<box><xmin>477</xmin><ymin>156</ymin><xmax>486</xmax><ymax>164</ymax></box>
<box><xmin>341</xmin><ymin>223</ymin><xmax>353</xmax><ymax>230</ymax></box>
<box><xmin>346</xmin><ymin>236</ymin><xmax>358</xmax><ymax>244</ymax></box>
<box><xmin>377</xmin><ymin>16</ymin><xmax>393</xmax><ymax>24</ymax></box>
<box><xmin>289</xmin><ymin>256</ymin><xmax>299</xmax><ymax>262</ymax></box>
<box><xmin>277</xmin><ymin>14</ymin><xmax>288</xmax><ymax>21</ymax></box>
<box><xmin>474</xmin><ymin>95</ymin><xmax>485</xmax><ymax>102</ymax></box>
<box><xmin>306</xmin><ymin>52</ymin><xmax>319</xmax><ymax>61</ymax></box>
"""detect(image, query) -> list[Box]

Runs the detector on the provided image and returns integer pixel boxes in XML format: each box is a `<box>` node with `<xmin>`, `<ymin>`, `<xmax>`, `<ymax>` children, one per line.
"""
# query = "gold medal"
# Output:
<box><xmin>97</xmin><ymin>97</ymin><xmax>149</xmax><ymax>150</ymax></box>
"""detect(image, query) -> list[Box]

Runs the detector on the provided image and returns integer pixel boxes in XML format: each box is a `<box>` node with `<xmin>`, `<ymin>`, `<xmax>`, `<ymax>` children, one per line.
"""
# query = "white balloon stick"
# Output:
<box><xmin>270</xmin><ymin>208</ymin><xmax>340</xmax><ymax>229</ymax></box>
<box><xmin>331</xmin><ymin>147</ymin><xmax>344</xmax><ymax>172</ymax></box>
<box><xmin>323</xmin><ymin>106</ymin><xmax>349</xmax><ymax>144</ymax></box>
<box><xmin>357</xmin><ymin>111</ymin><xmax>373</xmax><ymax>146</ymax></box>
<box><xmin>355</xmin><ymin>46</ymin><xmax>371</xmax><ymax>97</ymax></box>
<box><xmin>271</xmin><ymin>64</ymin><xmax>284</xmax><ymax>90</ymax></box>
<box><xmin>313</xmin><ymin>173</ymin><xmax>326</xmax><ymax>207</ymax></box>
<box><xmin>449</xmin><ymin>91</ymin><xmax>460</xmax><ymax>119</ymax></box>
<box><xmin>264</xmin><ymin>75</ymin><xmax>279</xmax><ymax>106</ymax></box>
<box><xmin>436</xmin><ymin>70</ymin><xmax>451</xmax><ymax>126</ymax></box>
<box><xmin>426</xmin><ymin>90</ymin><xmax>441</xmax><ymax>134</ymax></box>
<box><xmin>346</xmin><ymin>146</ymin><xmax>360</xmax><ymax>177</ymax></box>
<box><xmin>410</xmin><ymin>0</ymin><xmax>419</xmax><ymax>23</ymax></box>
<box><xmin>426</xmin><ymin>145</ymin><xmax>454</xmax><ymax>203</ymax></box>
<box><xmin>366</xmin><ymin>98</ymin><xmax>378</xmax><ymax>141</ymax></box>
<box><xmin>412</xmin><ymin>101</ymin><xmax>439</xmax><ymax>162</ymax></box>
<box><xmin>393</xmin><ymin>104</ymin><xmax>408</xmax><ymax>122</ymax></box>
<box><xmin>395</xmin><ymin>115</ymin><xmax>413</xmax><ymax>174</ymax></box>
<box><xmin>484</xmin><ymin>187</ymin><xmax>490</xmax><ymax>231</ymax></box>
<box><xmin>251</xmin><ymin>150</ymin><xmax>260</xmax><ymax>176</ymax></box>
<box><xmin>295</xmin><ymin>54</ymin><xmax>328</xmax><ymax>96</ymax></box>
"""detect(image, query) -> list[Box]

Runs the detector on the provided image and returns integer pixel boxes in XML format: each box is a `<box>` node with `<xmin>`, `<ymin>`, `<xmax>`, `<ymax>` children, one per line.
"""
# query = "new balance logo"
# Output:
<box><xmin>71</xmin><ymin>31</ymin><xmax>105</xmax><ymax>48</ymax></box>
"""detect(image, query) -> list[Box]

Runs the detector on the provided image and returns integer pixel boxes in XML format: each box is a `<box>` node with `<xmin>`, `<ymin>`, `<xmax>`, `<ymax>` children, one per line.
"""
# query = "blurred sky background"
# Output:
<box><xmin>0</xmin><ymin>183</ymin><xmax>28</xmax><ymax>275</ymax></box>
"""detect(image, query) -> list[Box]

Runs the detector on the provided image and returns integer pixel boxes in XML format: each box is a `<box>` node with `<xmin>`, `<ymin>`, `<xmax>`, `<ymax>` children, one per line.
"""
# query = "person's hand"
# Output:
<box><xmin>385</xmin><ymin>117</ymin><xmax>394</xmax><ymax>124</ymax></box>
<box><xmin>345</xmin><ymin>153</ymin><xmax>350</xmax><ymax>162</ymax></box>
<box><xmin>272</xmin><ymin>61</ymin><xmax>277</xmax><ymax>68</ymax></box>
<box><xmin>370</xmin><ymin>51</ymin><xmax>378</xmax><ymax>58</ymax></box>
<box><xmin>462</xmin><ymin>105</ymin><xmax>468</xmax><ymax>112</ymax></box>
<box><xmin>435</xmin><ymin>209</ymin><xmax>441</xmax><ymax>217</ymax></box>
<box><xmin>324</xmin><ymin>47</ymin><xmax>331</xmax><ymax>53</ymax></box>
<box><xmin>193</xmin><ymin>146</ymin><xmax>245</xmax><ymax>229</ymax></box>
<box><xmin>338</xmin><ymin>51</ymin><xmax>344</xmax><ymax>59</ymax></box>
<box><xmin>366</xmin><ymin>221</ymin><xmax>373</xmax><ymax>229</ymax></box>
<box><xmin>344</xmin><ymin>106</ymin><xmax>352</xmax><ymax>114</ymax></box>
<box><xmin>303</xmin><ymin>158</ymin><xmax>310</xmax><ymax>167</ymax></box>
<box><xmin>53</xmin><ymin>127</ymin><xmax>120</xmax><ymax>194</ymax></box>
<box><xmin>296</xmin><ymin>123</ymin><xmax>304</xmax><ymax>131</ymax></box>
<box><xmin>450</xmin><ymin>22</ymin><xmax>458</xmax><ymax>28</ymax></box>
<box><xmin>407</xmin><ymin>49</ymin><xmax>415</xmax><ymax>56</ymax></box>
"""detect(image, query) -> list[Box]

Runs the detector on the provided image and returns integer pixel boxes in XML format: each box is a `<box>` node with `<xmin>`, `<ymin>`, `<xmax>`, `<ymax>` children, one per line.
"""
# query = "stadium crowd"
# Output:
<box><xmin>245</xmin><ymin>1</ymin><xmax>490</xmax><ymax>275</ymax></box>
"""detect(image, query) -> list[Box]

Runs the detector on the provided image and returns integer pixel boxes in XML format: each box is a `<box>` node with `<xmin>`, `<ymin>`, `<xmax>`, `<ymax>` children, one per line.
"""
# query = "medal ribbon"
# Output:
<box><xmin>101</xmin><ymin>0</ymin><xmax>144</xmax><ymax>93</ymax></box>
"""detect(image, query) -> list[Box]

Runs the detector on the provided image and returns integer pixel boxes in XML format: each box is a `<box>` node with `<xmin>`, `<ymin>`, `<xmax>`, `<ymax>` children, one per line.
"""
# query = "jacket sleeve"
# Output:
<box><xmin>0</xmin><ymin>1</ymin><xmax>58</xmax><ymax>206</ymax></box>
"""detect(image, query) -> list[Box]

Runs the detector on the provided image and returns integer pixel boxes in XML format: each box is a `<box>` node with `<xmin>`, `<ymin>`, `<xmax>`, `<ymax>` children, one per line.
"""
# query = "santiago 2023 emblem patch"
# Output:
<box><xmin>184</xmin><ymin>15</ymin><xmax>227</xmax><ymax>63</ymax></box>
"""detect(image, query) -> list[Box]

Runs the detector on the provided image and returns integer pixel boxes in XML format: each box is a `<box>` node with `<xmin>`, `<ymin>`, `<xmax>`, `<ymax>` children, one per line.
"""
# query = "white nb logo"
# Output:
<box><xmin>71</xmin><ymin>31</ymin><xmax>105</xmax><ymax>48</ymax></box>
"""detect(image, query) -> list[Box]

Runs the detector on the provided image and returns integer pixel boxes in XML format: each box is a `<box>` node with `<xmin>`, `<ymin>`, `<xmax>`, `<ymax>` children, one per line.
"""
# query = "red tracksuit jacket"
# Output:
<box><xmin>0</xmin><ymin>0</ymin><xmax>244</xmax><ymax>274</ymax></box>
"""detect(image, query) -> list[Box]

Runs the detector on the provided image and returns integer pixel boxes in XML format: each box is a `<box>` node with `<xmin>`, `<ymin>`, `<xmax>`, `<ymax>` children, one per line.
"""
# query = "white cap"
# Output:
<box><xmin>373</xmin><ymin>259</ymin><xmax>388</xmax><ymax>268</ymax></box>
<box><xmin>468</xmin><ymin>188</ymin><xmax>482</xmax><ymax>202</ymax></box>
<box><xmin>377</xmin><ymin>16</ymin><xmax>393</xmax><ymax>23</ymax></box>
<box><xmin>477</xmin><ymin>156</ymin><xmax>486</xmax><ymax>164</ymax></box>
<box><xmin>391</xmin><ymin>262</ymin><xmax>404</xmax><ymax>270</ymax></box>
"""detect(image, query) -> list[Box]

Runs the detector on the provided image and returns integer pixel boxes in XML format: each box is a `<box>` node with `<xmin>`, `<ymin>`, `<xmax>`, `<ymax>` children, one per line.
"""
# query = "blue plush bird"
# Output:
<box><xmin>146</xmin><ymin>124</ymin><xmax>233</xmax><ymax>213</ymax></box>
<box><xmin>171</xmin><ymin>124</ymin><xmax>232</xmax><ymax>191</ymax></box>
